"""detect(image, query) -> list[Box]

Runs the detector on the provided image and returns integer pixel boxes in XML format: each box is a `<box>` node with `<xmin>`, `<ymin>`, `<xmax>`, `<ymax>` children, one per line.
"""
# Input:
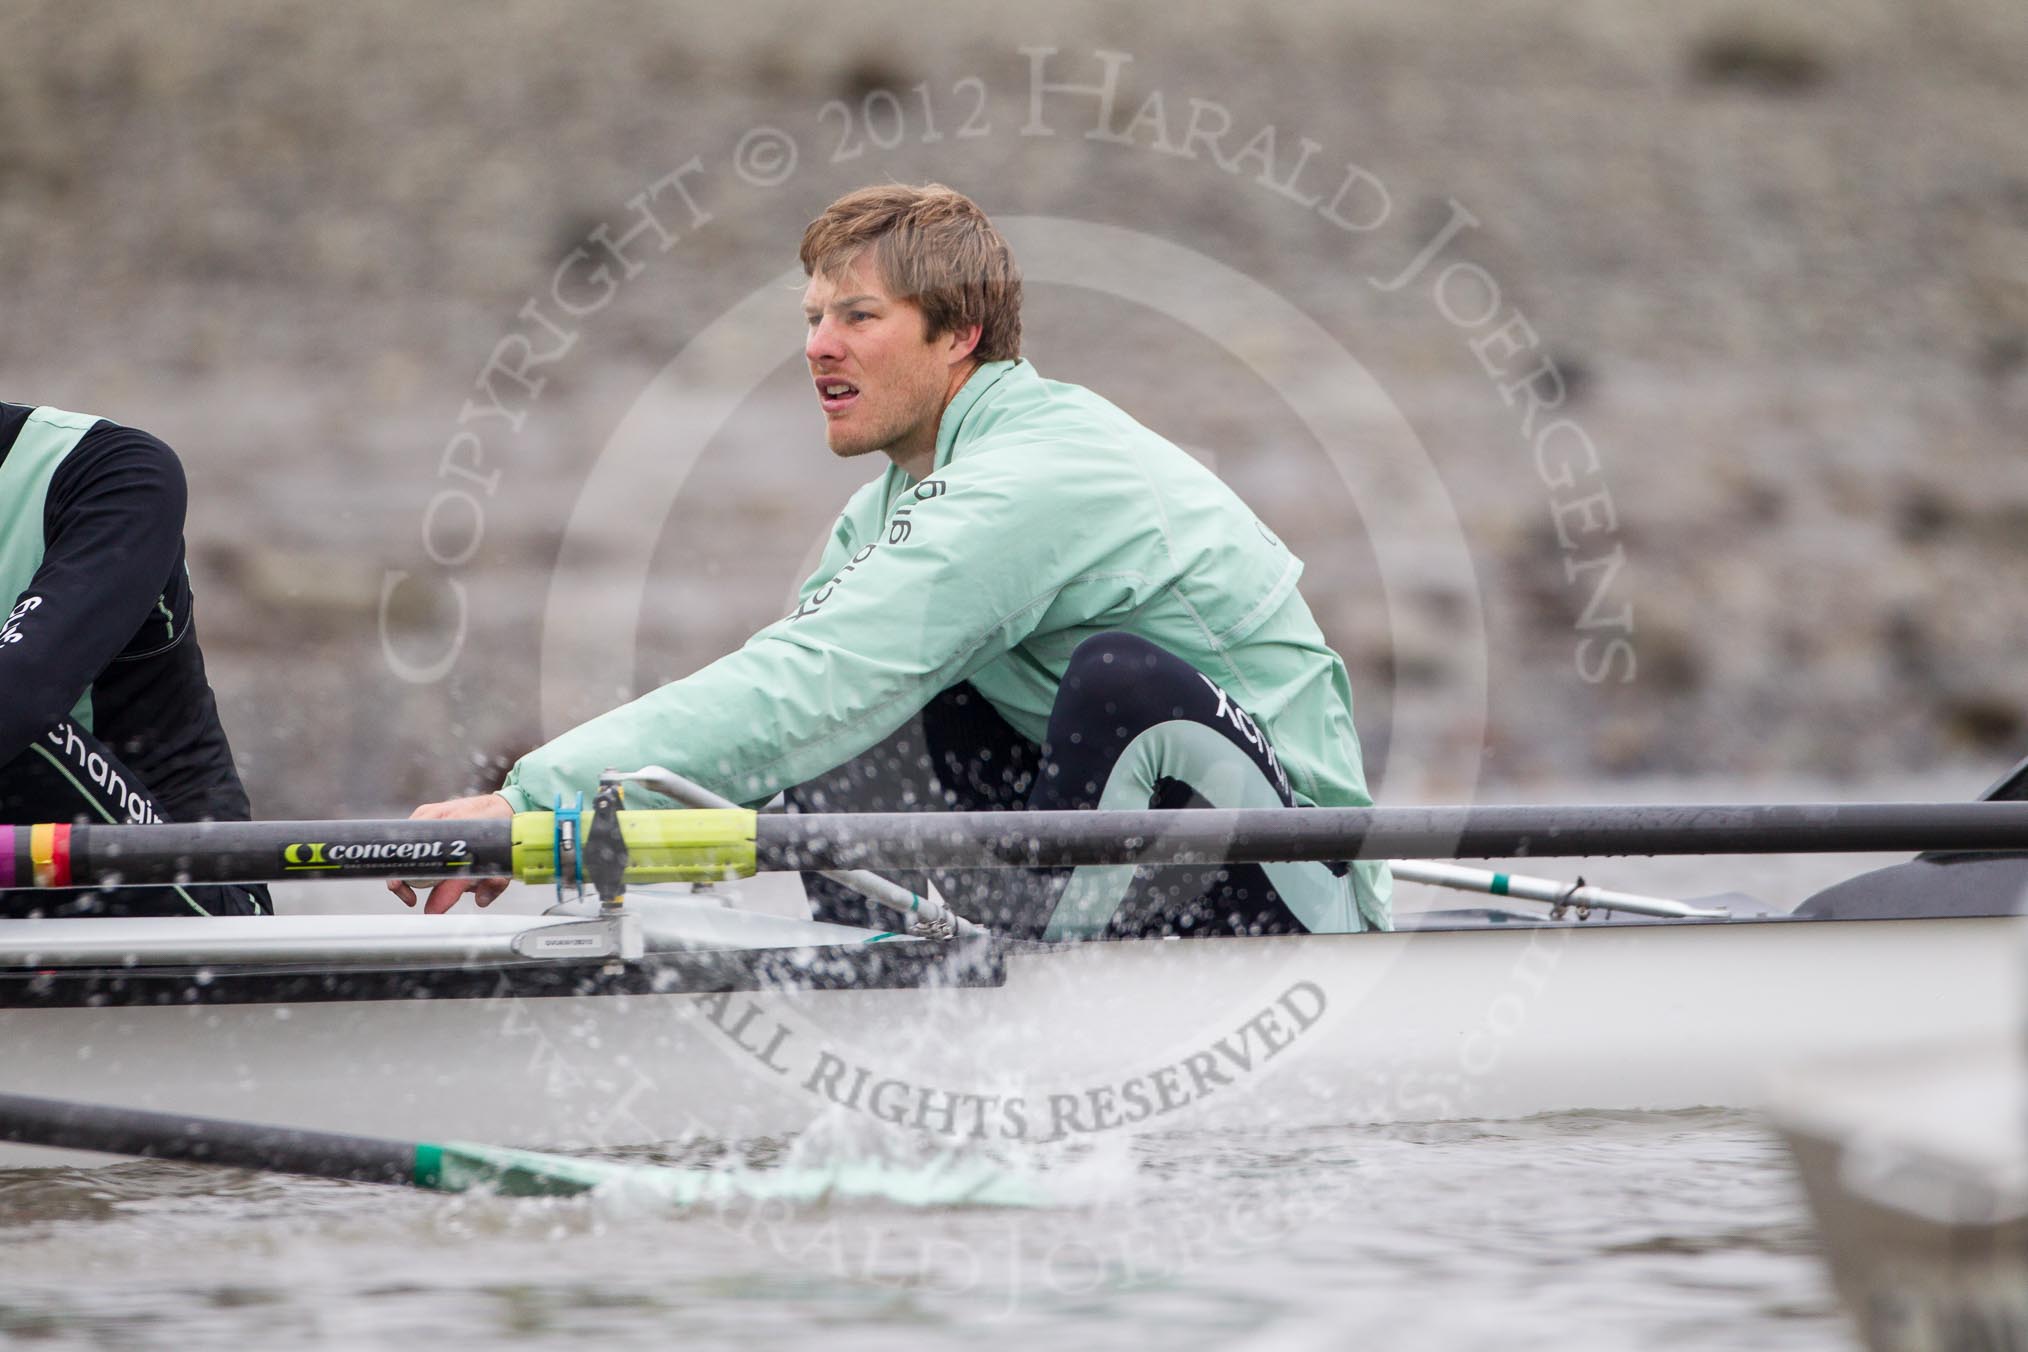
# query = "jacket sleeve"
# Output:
<box><xmin>499</xmin><ymin>448</ymin><xmax>1118</xmax><ymax>809</ymax></box>
<box><xmin>791</xmin><ymin>506</ymin><xmax>858</xmax><ymax>608</ymax></box>
<box><xmin>0</xmin><ymin>427</ymin><xmax>187</xmax><ymax>765</ymax></box>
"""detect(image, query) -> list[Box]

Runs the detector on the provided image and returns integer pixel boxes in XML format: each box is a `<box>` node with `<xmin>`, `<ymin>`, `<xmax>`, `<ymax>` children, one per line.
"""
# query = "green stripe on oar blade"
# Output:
<box><xmin>413</xmin><ymin>1140</ymin><xmax>614</xmax><ymax>1196</ymax></box>
<box><xmin>416</xmin><ymin>1140</ymin><xmax>1043</xmax><ymax>1208</ymax></box>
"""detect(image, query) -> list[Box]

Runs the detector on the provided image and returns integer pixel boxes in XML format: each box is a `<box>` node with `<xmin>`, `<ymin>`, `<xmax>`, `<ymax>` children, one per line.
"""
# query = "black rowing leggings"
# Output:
<box><xmin>783</xmin><ymin>632</ymin><xmax>1352</xmax><ymax>939</ymax></box>
<box><xmin>0</xmin><ymin>718</ymin><xmax>267</xmax><ymax>917</ymax></box>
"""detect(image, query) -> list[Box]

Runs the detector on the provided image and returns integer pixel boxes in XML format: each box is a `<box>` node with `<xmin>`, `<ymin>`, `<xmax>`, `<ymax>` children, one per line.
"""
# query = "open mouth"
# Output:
<box><xmin>816</xmin><ymin>378</ymin><xmax>860</xmax><ymax>415</ymax></box>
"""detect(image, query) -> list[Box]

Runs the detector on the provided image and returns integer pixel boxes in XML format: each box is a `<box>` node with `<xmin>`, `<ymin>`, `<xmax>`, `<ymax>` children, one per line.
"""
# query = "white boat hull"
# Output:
<box><xmin>0</xmin><ymin>913</ymin><xmax>2015</xmax><ymax>1169</ymax></box>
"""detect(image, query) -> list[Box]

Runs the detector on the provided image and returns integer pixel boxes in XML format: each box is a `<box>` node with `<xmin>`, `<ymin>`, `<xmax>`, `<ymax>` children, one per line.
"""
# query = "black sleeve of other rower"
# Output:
<box><xmin>0</xmin><ymin>425</ymin><xmax>188</xmax><ymax>765</ymax></box>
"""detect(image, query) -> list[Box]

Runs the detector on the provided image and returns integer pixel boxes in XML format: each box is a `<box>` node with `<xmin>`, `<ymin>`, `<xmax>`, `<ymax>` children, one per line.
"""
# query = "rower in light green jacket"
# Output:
<box><xmin>403</xmin><ymin>184</ymin><xmax>1390</xmax><ymax>937</ymax></box>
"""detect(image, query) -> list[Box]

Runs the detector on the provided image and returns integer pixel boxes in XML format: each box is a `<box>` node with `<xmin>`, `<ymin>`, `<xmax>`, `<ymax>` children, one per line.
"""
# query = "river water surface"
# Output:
<box><xmin>0</xmin><ymin>1109</ymin><xmax>1837</xmax><ymax>1351</ymax></box>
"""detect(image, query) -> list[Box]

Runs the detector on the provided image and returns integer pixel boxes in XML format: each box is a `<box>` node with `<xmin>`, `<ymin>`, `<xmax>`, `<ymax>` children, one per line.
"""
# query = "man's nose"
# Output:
<box><xmin>806</xmin><ymin>316</ymin><xmax>845</xmax><ymax>365</ymax></box>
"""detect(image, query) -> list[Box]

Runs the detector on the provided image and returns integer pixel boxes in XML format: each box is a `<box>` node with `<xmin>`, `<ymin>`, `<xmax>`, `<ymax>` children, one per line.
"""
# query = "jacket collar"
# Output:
<box><xmin>880</xmin><ymin>359</ymin><xmax>1026</xmax><ymax>505</ymax></box>
<box><xmin>932</xmin><ymin>359</ymin><xmax>1025</xmax><ymax>473</ymax></box>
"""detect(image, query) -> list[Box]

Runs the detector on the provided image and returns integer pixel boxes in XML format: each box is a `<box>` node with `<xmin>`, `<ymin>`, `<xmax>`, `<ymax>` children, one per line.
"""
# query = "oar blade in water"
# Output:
<box><xmin>420</xmin><ymin>1141</ymin><xmax>1044</xmax><ymax>1208</ymax></box>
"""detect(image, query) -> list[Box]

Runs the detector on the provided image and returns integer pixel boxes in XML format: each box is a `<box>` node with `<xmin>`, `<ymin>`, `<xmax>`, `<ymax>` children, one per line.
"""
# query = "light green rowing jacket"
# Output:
<box><xmin>499</xmin><ymin>359</ymin><xmax>1391</xmax><ymax>930</ymax></box>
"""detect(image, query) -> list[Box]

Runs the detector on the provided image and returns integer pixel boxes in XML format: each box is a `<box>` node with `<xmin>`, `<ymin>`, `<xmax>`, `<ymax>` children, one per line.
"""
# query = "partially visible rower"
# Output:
<box><xmin>0</xmin><ymin>402</ymin><xmax>268</xmax><ymax>918</ymax></box>
<box><xmin>397</xmin><ymin>183</ymin><xmax>1390</xmax><ymax>939</ymax></box>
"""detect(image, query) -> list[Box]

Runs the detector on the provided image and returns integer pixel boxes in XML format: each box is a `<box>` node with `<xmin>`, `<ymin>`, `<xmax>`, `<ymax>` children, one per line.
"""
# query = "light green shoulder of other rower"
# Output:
<box><xmin>0</xmin><ymin>406</ymin><xmax>103</xmax><ymax>731</ymax></box>
<box><xmin>501</xmin><ymin>360</ymin><xmax>1392</xmax><ymax>930</ymax></box>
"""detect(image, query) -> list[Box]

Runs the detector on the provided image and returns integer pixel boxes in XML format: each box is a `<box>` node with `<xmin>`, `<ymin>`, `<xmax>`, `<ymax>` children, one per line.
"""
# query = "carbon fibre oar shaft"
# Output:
<box><xmin>12</xmin><ymin>800</ymin><xmax>2028</xmax><ymax>889</ymax></box>
<box><xmin>754</xmin><ymin>802</ymin><xmax>2028</xmax><ymax>870</ymax></box>
<box><xmin>10</xmin><ymin>818</ymin><xmax>519</xmax><ymax>889</ymax></box>
<box><xmin>0</xmin><ymin>1090</ymin><xmax>422</xmax><ymax>1187</ymax></box>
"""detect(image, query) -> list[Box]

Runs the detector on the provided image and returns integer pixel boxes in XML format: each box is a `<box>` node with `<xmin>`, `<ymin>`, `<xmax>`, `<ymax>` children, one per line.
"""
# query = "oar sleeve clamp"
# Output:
<box><xmin>584</xmin><ymin>785</ymin><xmax>630</xmax><ymax>910</ymax></box>
<box><xmin>1549</xmin><ymin>875</ymin><xmax>1591</xmax><ymax>921</ymax></box>
<box><xmin>508</xmin><ymin>808</ymin><xmax>757</xmax><ymax>886</ymax></box>
<box><xmin>551</xmin><ymin>792</ymin><xmax>586</xmax><ymax>907</ymax></box>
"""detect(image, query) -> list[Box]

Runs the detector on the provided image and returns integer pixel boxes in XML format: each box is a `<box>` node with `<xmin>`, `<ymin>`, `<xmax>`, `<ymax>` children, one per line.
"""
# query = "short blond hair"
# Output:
<box><xmin>800</xmin><ymin>183</ymin><xmax>1022</xmax><ymax>362</ymax></box>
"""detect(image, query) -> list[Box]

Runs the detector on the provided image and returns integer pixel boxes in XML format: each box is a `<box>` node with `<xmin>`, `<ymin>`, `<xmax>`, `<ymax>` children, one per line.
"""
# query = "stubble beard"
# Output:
<box><xmin>825</xmin><ymin>412</ymin><xmax>902</xmax><ymax>459</ymax></box>
<box><xmin>826</xmin><ymin>366</ymin><xmax>944</xmax><ymax>461</ymax></box>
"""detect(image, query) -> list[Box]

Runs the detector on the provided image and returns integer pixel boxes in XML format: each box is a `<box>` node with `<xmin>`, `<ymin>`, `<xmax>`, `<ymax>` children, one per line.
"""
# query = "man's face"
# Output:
<box><xmin>802</xmin><ymin>253</ymin><xmax>959</xmax><ymax>463</ymax></box>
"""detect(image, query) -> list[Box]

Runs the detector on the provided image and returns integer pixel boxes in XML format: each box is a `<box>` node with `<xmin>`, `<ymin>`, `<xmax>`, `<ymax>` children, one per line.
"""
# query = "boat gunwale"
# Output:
<box><xmin>0</xmin><ymin>938</ymin><xmax>1011</xmax><ymax>1010</ymax></box>
<box><xmin>0</xmin><ymin>908</ymin><xmax>2007</xmax><ymax>1012</ymax></box>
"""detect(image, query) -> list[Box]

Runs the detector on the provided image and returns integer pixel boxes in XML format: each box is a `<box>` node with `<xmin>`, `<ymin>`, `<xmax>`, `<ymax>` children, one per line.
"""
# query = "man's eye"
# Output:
<box><xmin>849</xmin><ymin>311</ymin><xmax>873</xmax><ymax>322</ymax></box>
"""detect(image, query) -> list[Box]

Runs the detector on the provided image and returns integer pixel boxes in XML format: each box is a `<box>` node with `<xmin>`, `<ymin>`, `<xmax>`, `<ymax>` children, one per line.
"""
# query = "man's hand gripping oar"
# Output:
<box><xmin>389</xmin><ymin>793</ymin><xmax>515</xmax><ymax>913</ymax></box>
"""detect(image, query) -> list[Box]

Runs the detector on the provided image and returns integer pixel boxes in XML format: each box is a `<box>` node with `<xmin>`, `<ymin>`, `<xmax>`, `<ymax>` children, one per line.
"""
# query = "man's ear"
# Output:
<box><xmin>944</xmin><ymin>322</ymin><xmax>983</xmax><ymax>367</ymax></box>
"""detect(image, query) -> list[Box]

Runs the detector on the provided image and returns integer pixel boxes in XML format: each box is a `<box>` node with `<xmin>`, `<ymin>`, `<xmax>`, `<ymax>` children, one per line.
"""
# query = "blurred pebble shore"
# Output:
<box><xmin>3</xmin><ymin>0</ymin><xmax>2024</xmax><ymax>817</ymax></box>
